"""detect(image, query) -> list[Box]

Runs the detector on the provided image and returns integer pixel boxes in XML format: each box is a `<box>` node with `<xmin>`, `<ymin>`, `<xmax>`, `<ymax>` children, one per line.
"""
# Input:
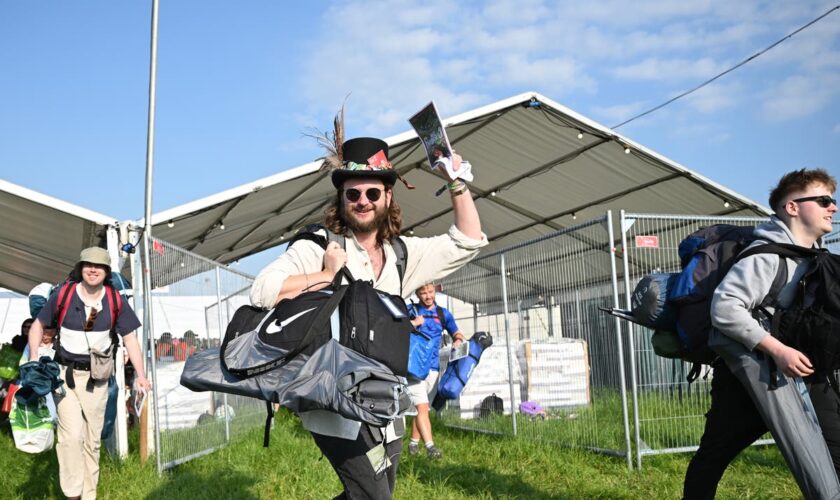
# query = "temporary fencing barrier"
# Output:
<box><xmin>136</xmin><ymin>217</ymin><xmax>838</xmax><ymax>472</ymax></box>
<box><xmin>437</xmin><ymin>213</ymin><xmax>633</xmax><ymax>466</ymax></box>
<box><xmin>436</xmin><ymin>212</ymin><xmax>840</xmax><ymax>469</ymax></box>
<box><xmin>618</xmin><ymin>212</ymin><xmax>774</xmax><ymax>468</ymax></box>
<box><xmin>140</xmin><ymin>237</ymin><xmax>263</xmax><ymax>472</ymax></box>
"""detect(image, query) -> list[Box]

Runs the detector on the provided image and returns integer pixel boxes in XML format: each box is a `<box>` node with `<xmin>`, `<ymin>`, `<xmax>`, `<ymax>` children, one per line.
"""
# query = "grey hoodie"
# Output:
<box><xmin>709</xmin><ymin>215</ymin><xmax>817</xmax><ymax>354</ymax></box>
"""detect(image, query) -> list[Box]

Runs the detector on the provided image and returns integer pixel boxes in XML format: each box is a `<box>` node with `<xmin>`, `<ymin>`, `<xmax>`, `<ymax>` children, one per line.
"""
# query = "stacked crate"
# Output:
<box><xmin>518</xmin><ymin>338</ymin><xmax>590</xmax><ymax>408</ymax></box>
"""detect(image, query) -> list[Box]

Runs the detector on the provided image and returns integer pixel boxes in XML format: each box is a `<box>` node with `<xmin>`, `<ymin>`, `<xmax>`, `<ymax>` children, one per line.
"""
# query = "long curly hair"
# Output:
<box><xmin>324</xmin><ymin>187</ymin><xmax>403</xmax><ymax>245</ymax></box>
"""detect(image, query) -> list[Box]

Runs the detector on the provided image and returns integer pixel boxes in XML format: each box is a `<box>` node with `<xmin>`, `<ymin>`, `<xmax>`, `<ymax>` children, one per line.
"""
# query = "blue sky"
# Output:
<box><xmin>2</xmin><ymin>1</ymin><xmax>839</xmax><ymax>273</ymax></box>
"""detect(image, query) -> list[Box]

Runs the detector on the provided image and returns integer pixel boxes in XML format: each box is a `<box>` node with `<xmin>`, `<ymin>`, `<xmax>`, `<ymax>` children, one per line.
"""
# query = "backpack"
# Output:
<box><xmin>602</xmin><ymin>224</ymin><xmax>786</xmax><ymax>381</ymax></box>
<box><xmin>741</xmin><ymin>243</ymin><xmax>840</xmax><ymax>375</ymax></box>
<box><xmin>479</xmin><ymin>393</ymin><xmax>503</xmax><ymax>418</ymax></box>
<box><xmin>183</xmin><ymin>266</ymin><xmax>414</xmax><ymax>446</ymax></box>
<box><xmin>406</xmin><ymin>303</ymin><xmax>446</xmax><ymax>380</ymax></box>
<box><xmin>53</xmin><ymin>281</ymin><xmax>123</xmax><ymax>362</ymax></box>
<box><xmin>286</xmin><ymin>224</ymin><xmax>408</xmax><ymax>294</ymax></box>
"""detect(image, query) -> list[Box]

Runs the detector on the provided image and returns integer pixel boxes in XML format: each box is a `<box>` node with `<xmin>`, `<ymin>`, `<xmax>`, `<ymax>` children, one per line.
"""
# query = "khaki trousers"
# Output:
<box><xmin>55</xmin><ymin>365</ymin><xmax>108</xmax><ymax>499</ymax></box>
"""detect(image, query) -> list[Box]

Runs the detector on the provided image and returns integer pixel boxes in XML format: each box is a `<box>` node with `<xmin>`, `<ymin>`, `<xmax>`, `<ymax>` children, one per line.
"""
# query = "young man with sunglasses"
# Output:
<box><xmin>251</xmin><ymin>136</ymin><xmax>486</xmax><ymax>499</ymax></box>
<box><xmin>28</xmin><ymin>247</ymin><xmax>151</xmax><ymax>500</ymax></box>
<box><xmin>684</xmin><ymin>168</ymin><xmax>839</xmax><ymax>499</ymax></box>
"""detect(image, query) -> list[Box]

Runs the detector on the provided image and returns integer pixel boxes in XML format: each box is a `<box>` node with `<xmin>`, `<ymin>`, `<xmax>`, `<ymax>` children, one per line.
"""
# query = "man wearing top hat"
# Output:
<box><xmin>251</xmin><ymin>134</ymin><xmax>486</xmax><ymax>498</ymax></box>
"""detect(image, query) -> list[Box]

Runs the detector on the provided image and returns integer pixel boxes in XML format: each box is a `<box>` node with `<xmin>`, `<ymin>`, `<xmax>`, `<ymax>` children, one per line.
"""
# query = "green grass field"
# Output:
<box><xmin>1</xmin><ymin>405</ymin><xmax>802</xmax><ymax>499</ymax></box>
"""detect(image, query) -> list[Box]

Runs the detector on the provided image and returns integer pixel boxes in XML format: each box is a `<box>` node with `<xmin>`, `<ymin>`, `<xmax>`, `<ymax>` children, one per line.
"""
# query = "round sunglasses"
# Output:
<box><xmin>344</xmin><ymin>188</ymin><xmax>383</xmax><ymax>203</ymax></box>
<box><xmin>792</xmin><ymin>195</ymin><xmax>837</xmax><ymax>208</ymax></box>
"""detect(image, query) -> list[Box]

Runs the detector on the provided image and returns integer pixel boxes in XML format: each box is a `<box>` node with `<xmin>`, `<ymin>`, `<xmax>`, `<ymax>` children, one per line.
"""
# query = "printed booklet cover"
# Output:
<box><xmin>449</xmin><ymin>341</ymin><xmax>470</xmax><ymax>362</ymax></box>
<box><xmin>408</xmin><ymin>101</ymin><xmax>473</xmax><ymax>184</ymax></box>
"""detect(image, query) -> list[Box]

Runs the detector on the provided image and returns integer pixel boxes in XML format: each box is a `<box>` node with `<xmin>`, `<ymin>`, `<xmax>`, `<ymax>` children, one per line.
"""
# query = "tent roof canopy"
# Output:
<box><xmin>0</xmin><ymin>179</ymin><xmax>116</xmax><ymax>294</ymax></box>
<box><xmin>2</xmin><ymin>91</ymin><xmax>770</xmax><ymax>295</ymax></box>
<box><xmin>149</xmin><ymin>91</ymin><xmax>768</xmax><ymax>264</ymax></box>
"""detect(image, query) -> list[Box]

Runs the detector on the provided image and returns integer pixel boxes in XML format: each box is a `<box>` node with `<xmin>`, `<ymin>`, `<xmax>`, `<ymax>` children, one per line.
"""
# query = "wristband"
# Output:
<box><xmin>448</xmin><ymin>179</ymin><xmax>468</xmax><ymax>197</ymax></box>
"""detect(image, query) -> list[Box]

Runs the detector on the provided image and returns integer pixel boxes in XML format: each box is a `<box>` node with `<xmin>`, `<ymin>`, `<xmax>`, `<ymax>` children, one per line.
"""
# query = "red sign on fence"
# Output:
<box><xmin>635</xmin><ymin>235</ymin><xmax>659</xmax><ymax>248</ymax></box>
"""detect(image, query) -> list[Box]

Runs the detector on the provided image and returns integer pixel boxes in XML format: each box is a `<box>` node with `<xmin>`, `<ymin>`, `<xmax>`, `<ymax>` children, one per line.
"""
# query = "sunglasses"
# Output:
<box><xmin>792</xmin><ymin>195</ymin><xmax>837</xmax><ymax>208</ymax></box>
<box><xmin>84</xmin><ymin>308</ymin><xmax>98</xmax><ymax>332</ymax></box>
<box><xmin>344</xmin><ymin>188</ymin><xmax>383</xmax><ymax>203</ymax></box>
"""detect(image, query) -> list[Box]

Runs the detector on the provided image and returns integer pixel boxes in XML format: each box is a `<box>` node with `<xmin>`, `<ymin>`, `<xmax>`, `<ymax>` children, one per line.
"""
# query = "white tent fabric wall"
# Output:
<box><xmin>0</xmin><ymin>290</ymin><xmax>30</xmax><ymax>344</ymax></box>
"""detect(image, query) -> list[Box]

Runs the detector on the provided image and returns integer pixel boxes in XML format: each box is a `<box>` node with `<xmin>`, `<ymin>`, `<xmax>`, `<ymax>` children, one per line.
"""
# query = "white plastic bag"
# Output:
<box><xmin>9</xmin><ymin>397</ymin><xmax>55</xmax><ymax>454</ymax></box>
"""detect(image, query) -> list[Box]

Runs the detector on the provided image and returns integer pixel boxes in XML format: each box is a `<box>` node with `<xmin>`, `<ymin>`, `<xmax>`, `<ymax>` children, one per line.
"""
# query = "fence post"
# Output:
<box><xmin>619</xmin><ymin>210</ymin><xmax>643</xmax><ymax>469</ymax></box>
<box><xmin>500</xmin><ymin>253</ymin><xmax>517</xmax><ymax>435</ymax></box>
<box><xmin>215</xmin><ymin>267</ymin><xmax>231</xmax><ymax>443</ymax></box>
<box><xmin>607</xmin><ymin>211</ymin><xmax>633</xmax><ymax>469</ymax></box>
<box><xmin>143</xmin><ymin>239</ymin><xmax>163</xmax><ymax>475</ymax></box>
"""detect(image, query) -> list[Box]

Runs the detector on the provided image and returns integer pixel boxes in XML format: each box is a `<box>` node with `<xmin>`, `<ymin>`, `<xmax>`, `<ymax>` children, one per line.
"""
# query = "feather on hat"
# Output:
<box><xmin>311</xmin><ymin>105</ymin><xmax>414</xmax><ymax>189</ymax></box>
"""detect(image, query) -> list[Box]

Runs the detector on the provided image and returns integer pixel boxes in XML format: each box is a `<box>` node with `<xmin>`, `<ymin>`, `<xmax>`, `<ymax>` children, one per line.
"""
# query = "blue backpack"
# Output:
<box><xmin>406</xmin><ymin>304</ymin><xmax>445</xmax><ymax>381</ymax></box>
<box><xmin>602</xmin><ymin>225</ymin><xmax>785</xmax><ymax>381</ymax></box>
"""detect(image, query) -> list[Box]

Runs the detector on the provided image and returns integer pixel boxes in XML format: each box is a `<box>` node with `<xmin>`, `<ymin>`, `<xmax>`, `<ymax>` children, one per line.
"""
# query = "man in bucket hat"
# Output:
<box><xmin>251</xmin><ymin>121</ymin><xmax>486</xmax><ymax>498</ymax></box>
<box><xmin>27</xmin><ymin>246</ymin><xmax>151</xmax><ymax>500</ymax></box>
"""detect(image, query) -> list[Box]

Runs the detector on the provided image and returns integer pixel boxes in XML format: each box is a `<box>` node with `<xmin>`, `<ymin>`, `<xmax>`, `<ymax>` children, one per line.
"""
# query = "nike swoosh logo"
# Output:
<box><xmin>264</xmin><ymin>307</ymin><xmax>317</xmax><ymax>335</ymax></box>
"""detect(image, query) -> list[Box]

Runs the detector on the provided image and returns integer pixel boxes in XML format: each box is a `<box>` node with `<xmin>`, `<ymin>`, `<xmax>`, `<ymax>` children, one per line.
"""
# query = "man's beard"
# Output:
<box><xmin>344</xmin><ymin>203</ymin><xmax>389</xmax><ymax>234</ymax></box>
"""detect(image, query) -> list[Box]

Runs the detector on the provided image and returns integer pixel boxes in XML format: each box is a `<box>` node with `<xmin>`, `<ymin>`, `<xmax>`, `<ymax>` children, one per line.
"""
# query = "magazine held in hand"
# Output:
<box><xmin>408</xmin><ymin>101</ymin><xmax>473</xmax><ymax>195</ymax></box>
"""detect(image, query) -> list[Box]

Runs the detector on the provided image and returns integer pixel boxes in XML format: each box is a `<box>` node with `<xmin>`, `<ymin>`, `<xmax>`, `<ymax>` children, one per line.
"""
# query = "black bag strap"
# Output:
<box><xmin>738</xmin><ymin>243</ymin><xmax>803</xmax><ymax>318</ymax></box>
<box><xmin>436</xmin><ymin>305</ymin><xmax>445</xmax><ymax>327</ymax></box>
<box><xmin>287</xmin><ymin>224</ymin><xmax>346</xmax><ymax>252</ymax></box>
<box><xmin>738</xmin><ymin>242</ymin><xmax>825</xmax><ymax>261</ymax></box>
<box><xmin>263</xmin><ymin>401</ymin><xmax>274</xmax><ymax>448</ymax></box>
<box><xmin>289</xmin><ymin>223</ymin><xmax>408</xmax><ymax>294</ymax></box>
<box><xmin>392</xmin><ymin>236</ymin><xmax>407</xmax><ymax>293</ymax></box>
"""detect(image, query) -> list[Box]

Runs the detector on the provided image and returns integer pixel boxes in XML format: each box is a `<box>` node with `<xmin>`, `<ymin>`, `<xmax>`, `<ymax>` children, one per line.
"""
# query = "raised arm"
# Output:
<box><xmin>448</xmin><ymin>154</ymin><xmax>482</xmax><ymax>240</ymax></box>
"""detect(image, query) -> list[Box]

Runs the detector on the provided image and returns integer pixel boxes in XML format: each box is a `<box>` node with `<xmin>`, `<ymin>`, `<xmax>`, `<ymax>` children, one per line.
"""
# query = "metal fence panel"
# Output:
<box><xmin>826</xmin><ymin>222</ymin><xmax>840</xmax><ymax>254</ymax></box>
<box><xmin>619</xmin><ymin>213</ymin><xmax>779</xmax><ymax>467</ymax></box>
<box><xmin>145</xmin><ymin>238</ymin><xmax>263</xmax><ymax>470</ymax></box>
<box><xmin>437</xmin><ymin>214</ymin><xmax>631</xmax><ymax>462</ymax></box>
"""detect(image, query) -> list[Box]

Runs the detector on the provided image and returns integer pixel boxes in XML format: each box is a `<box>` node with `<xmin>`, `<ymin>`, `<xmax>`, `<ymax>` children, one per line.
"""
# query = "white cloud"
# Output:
<box><xmin>292</xmin><ymin>0</ymin><xmax>839</xmax><ymax>134</ymax></box>
<box><xmin>488</xmin><ymin>54</ymin><xmax>595</xmax><ymax>91</ymax></box>
<box><xmin>591</xmin><ymin>101</ymin><xmax>648</xmax><ymax>125</ymax></box>
<box><xmin>669</xmin><ymin>123</ymin><xmax>732</xmax><ymax>143</ymax></box>
<box><xmin>761</xmin><ymin>73</ymin><xmax>840</xmax><ymax>121</ymax></box>
<box><xmin>613</xmin><ymin>57</ymin><xmax>728</xmax><ymax>81</ymax></box>
<box><xmin>683</xmin><ymin>81</ymin><xmax>742</xmax><ymax>113</ymax></box>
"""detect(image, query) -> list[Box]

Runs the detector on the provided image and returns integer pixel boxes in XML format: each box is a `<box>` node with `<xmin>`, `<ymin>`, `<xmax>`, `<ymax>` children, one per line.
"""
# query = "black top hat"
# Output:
<box><xmin>331</xmin><ymin>137</ymin><xmax>398</xmax><ymax>188</ymax></box>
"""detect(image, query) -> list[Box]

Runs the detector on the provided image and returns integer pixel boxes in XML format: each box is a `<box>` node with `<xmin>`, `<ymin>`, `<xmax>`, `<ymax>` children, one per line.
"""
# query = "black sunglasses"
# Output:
<box><xmin>792</xmin><ymin>195</ymin><xmax>837</xmax><ymax>208</ymax></box>
<box><xmin>344</xmin><ymin>188</ymin><xmax>383</xmax><ymax>203</ymax></box>
<box><xmin>84</xmin><ymin>308</ymin><xmax>98</xmax><ymax>332</ymax></box>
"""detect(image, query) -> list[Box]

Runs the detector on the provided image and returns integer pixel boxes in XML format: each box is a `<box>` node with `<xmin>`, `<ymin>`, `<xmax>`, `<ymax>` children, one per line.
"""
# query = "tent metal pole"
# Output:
<box><xmin>141</xmin><ymin>0</ymin><xmax>162</xmax><ymax>475</ymax></box>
